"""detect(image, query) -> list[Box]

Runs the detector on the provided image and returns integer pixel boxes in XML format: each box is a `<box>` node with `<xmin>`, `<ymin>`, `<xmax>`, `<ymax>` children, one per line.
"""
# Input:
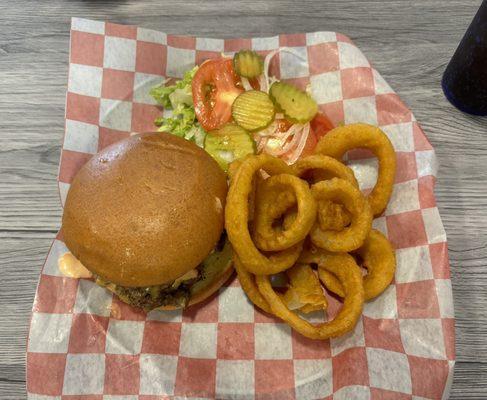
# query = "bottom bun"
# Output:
<box><xmin>157</xmin><ymin>261</ymin><xmax>234</xmax><ymax>310</ymax></box>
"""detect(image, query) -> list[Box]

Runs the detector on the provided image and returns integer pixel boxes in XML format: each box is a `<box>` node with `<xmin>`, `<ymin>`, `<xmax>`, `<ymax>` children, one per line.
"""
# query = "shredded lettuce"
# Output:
<box><xmin>150</xmin><ymin>66</ymin><xmax>197</xmax><ymax>108</ymax></box>
<box><xmin>154</xmin><ymin>103</ymin><xmax>197</xmax><ymax>138</ymax></box>
<box><xmin>151</xmin><ymin>66</ymin><xmax>206</xmax><ymax>146</ymax></box>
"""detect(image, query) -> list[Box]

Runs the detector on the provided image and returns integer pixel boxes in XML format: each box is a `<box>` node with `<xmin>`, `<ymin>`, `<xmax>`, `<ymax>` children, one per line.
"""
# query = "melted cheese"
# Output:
<box><xmin>172</xmin><ymin>268</ymin><xmax>198</xmax><ymax>288</ymax></box>
<box><xmin>58</xmin><ymin>252</ymin><xmax>93</xmax><ymax>279</ymax></box>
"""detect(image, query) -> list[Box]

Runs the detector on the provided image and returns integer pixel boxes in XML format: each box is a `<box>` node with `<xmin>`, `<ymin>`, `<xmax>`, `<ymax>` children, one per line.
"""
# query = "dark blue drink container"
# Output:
<box><xmin>441</xmin><ymin>0</ymin><xmax>487</xmax><ymax>116</ymax></box>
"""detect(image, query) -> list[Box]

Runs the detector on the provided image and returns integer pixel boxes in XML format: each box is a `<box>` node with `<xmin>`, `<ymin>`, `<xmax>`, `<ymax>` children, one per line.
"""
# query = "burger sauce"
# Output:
<box><xmin>58</xmin><ymin>252</ymin><xmax>93</xmax><ymax>279</ymax></box>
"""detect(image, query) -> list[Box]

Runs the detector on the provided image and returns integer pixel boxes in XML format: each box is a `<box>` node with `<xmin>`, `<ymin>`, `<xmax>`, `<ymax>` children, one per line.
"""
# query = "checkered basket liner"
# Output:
<box><xmin>26</xmin><ymin>18</ymin><xmax>455</xmax><ymax>400</ymax></box>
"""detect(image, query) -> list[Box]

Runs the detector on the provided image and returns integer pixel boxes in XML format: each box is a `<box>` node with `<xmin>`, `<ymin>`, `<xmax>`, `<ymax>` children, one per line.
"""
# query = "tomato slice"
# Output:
<box><xmin>192</xmin><ymin>59</ymin><xmax>243</xmax><ymax>131</ymax></box>
<box><xmin>249</xmin><ymin>77</ymin><xmax>261</xmax><ymax>91</ymax></box>
<box><xmin>310</xmin><ymin>112</ymin><xmax>334</xmax><ymax>140</ymax></box>
<box><xmin>301</xmin><ymin>129</ymin><xmax>318</xmax><ymax>157</ymax></box>
<box><xmin>276</xmin><ymin>118</ymin><xmax>294</xmax><ymax>133</ymax></box>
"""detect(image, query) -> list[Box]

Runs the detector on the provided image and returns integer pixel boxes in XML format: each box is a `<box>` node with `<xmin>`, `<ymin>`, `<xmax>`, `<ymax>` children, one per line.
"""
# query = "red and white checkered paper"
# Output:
<box><xmin>27</xmin><ymin>17</ymin><xmax>455</xmax><ymax>400</ymax></box>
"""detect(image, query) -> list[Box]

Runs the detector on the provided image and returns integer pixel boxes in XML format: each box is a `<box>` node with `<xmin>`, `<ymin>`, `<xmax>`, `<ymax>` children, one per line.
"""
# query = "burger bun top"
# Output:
<box><xmin>61</xmin><ymin>132</ymin><xmax>228</xmax><ymax>287</ymax></box>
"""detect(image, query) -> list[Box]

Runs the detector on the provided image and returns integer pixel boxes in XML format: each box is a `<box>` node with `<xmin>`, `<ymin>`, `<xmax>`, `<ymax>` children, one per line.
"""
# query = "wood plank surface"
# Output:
<box><xmin>1</xmin><ymin>0</ymin><xmax>486</xmax><ymax>398</ymax></box>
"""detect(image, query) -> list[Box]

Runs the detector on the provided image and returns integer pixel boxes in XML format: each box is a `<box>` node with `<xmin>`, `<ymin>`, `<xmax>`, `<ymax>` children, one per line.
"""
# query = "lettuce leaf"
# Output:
<box><xmin>154</xmin><ymin>103</ymin><xmax>196</xmax><ymax>138</ymax></box>
<box><xmin>150</xmin><ymin>66</ymin><xmax>198</xmax><ymax>108</ymax></box>
<box><xmin>151</xmin><ymin>66</ymin><xmax>206</xmax><ymax>146</ymax></box>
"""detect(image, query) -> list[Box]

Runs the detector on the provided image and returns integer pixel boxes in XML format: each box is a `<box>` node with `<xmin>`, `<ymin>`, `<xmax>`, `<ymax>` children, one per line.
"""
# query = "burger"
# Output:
<box><xmin>61</xmin><ymin>132</ymin><xmax>233</xmax><ymax>311</ymax></box>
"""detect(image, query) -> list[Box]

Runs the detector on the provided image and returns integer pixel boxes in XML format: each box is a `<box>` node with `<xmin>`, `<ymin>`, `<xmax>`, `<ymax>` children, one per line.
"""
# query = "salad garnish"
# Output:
<box><xmin>150</xmin><ymin>48</ymin><xmax>334</xmax><ymax>169</ymax></box>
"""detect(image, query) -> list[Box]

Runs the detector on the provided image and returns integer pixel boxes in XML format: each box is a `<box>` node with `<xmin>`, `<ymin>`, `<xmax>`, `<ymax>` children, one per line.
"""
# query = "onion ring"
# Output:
<box><xmin>292</xmin><ymin>154</ymin><xmax>359</xmax><ymax>187</ymax></box>
<box><xmin>228</xmin><ymin>158</ymin><xmax>263</xmax><ymax>223</ymax></box>
<box><xmin>234</xmin><ymin>255</ymin><xmax>272</xmax><ymax>313</ymax></box>
<box><xmin>280</xmin><ymin>263</ymin><xmax>327</xmax><ymax>313</ymax></box>
<box><xmin>282</xmin><ymin>208</ymin><xmax>297</xmax><ymax>230</ymax></box>
<box><xmin>298</xmin><ymin>246</ymin><xmax>348</xmax><ymax>298</ymax></box>
<box><xmin>228</xmin><ymin>159</ymin><xmax>244</xmax><ymax>181</ymax></box>
<box><xmin>236</xmin><ymin>255</ymin><xmax>326</xmax><ymax>315</ymax></box>
<box><xmin>293</xmin><ymin>154</ymin><xmax>357</xmax><ymax>231</ymax></box>
<box><xmin>315</xmin><ymin>230</ymin><xmax>396</xmax><ymax>301</ymax></box>
<box><xmin>253</xmin><ymin>187</ymin><xmax>295</xmax><ymax>236</ymax></box>
<box><xmin>255</xmin><ymin>252</ymin><xmax>364</xmax><ymax>339</ymax></box>
<box><xmin>297</xmin><ymin>244</ymin><xmax>332</xmax><ymax>265</ymax></box>
<box><xmin>317</xmin><ymin>201</ymin><xmax>352</xmax><ymax>232</ymax></box>
<box><xmin>225</xmin><ymin>154</ymin><xmax>303</xmax><ymax>275</ymax></box>
<box><xmin>253</xmin><ymin>174</ymin><xmax>317</xmax><ymax>251</ymax></box>
<box><xmin>314</xmin><ymin>123</ymin><xmax>396</xmax><ymax>216</ymax></box>
<box><xmin>356</xmin><ymin>229</ymin><xmax>396</xmax><ymax>300</ymax></box>
<box><xmin>318</xmin><ymin>269</ymin><xmax>345</xmax><ymax>298</ymax></box>
<box><xmin>309</xmin><ymin>178</ymin><xmax>372</xmax><ymax>252</ymax></box>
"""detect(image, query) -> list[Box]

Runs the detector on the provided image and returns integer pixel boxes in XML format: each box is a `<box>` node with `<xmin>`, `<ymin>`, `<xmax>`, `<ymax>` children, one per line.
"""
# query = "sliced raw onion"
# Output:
<box><xmin>273</xmin><ymin>123</ymin><xmax>301</xmax><ymax>141</ymax></box>
<box><xmin>257</xmin><ymin>120</ymin><xmax>279</xmax><ymax>137</ymax></box>
<box><xmin>263</xmin><ymin>47</ymin><xmax>308</xmax><ymax>93</ymax></box>
<box><xmin>257</xmin><ymin>136</ymin><xmax>268</xmax><ymax>153</ymax></box>
<box><xmin>286</xmin><ymin>122</ymin><xmax>310</xmax><ymax>164</ymax></box>
<box><xmin>241</xmin><ymin>77</ymin><xmax>253</xmax><ymax>91</ymax></box>
<box><xmin>266</xmin><ymin>124</ymin><xmax>304</xmax><ymax>156</ymax></box>
<box><xmin>258</xmin><ymin>75</ymin><xmax>267</xmax><ymax>92</ymax></box>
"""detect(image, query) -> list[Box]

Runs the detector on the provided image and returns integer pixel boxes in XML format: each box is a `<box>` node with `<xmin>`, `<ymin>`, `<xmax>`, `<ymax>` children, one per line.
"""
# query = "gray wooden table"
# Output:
<box><xmin>1</xmin><ymin>1</ymin><xmax>486</xmax><ymax>398</ymax></box>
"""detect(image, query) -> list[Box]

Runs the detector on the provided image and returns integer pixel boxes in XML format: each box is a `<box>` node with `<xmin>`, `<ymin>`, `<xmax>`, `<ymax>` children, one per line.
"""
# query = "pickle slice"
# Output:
<box><xmin>232</xmin><ymin>90</ymin><xmax>275</xmax><ymax>131</ymax></box>
<box><xmin>190</xmin><ymin>236</ymin><xmax>233</xmax><ymax>296</ymax></box>
<box><xmin>269</xmin><ymin>81</ymin><xmax>318</xmax><ymax>123</ymax></box>
<box><xmin>233</xmin><ymin>50</ymin><xmax>264</xmax><ymax>78</ymax></box>
<box><xmin>204</xmin><ymin>124</ymin><xmax>256</xmax><ymax>171</ymax></box>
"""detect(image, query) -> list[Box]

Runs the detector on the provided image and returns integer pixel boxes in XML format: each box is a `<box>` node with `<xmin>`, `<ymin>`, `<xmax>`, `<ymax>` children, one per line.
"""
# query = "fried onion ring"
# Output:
<box><xmin>318</xmin><ymin>269</ymin><xmax>345</xmax><ymax>297</ymax></box>
<box><xmin>292</xmin><ymin>154</ymin><xmax>359</xmax><ymax>187</ymax></box>
<box><xmin>228</xmin><ymin>158</ymin><xmax>243</xmax><ymax>181</ymax></box>
<box><xmin>292</xmin><ymin>154</ymin><xmax>357</xmax><ymax>232</ymax></box>
<box><xmin>282</xmin><ymin>207</ymin><xmax>298</xmax><ymax>230</ymax></box>
<box><xmin>225</xmin><ymin>154</ymin><xmax>303</xmax><ymax>275</ymax></box>
<box><xmin>255</xmin><ymin>252</ymin><xmax>364</xmax><ymax>339</ymax></box>
<box><xmin>314</xmin><ymin>123</ymin><xmax>396</xmax><ymax>216</ymax></box>
<box><xmin>317</xmin><ymin>201</ymin><xmax>352</xmax><ymax>232</ymax></box>
<box><xmin>228</xmin><ymin>158</ymin><xmax>263</xmax><ymax>223</ymax></box>
<box><xmin>356</xmin><ymin>229</ymin><xmax>396</xmax><ymax>300</ymax></box>
<box><xmin>310</xmin><ymin>178</ymin><xmax>372</xmax><ymax>252</ymax></box>
<box><xmin>236</xmin><ymin>256</ymin><xmax>326</xmax><ymax>315</ymax></box>
<box><xmin>253</xmin><ymin>174</ymin><xmax>317</xmax><ymax>251</ymax></box>
<box><xmin>298</xmin><ymin>246</ymin><xmax>348</xmax><ymax>298</ymax></box>
<box><xmin>280</xmin><ymin>264</ymin><xmax>327</xmax><ymax>313</ymax></box>
<box><xmin>315</xmin><ymin>230</ymin><xmax>396</xmax><ymax>301</ymax></box>
<box><xmin>234</xmin><ymin>255</ymin><xmax>272</xmax><ymax>314</ymax></box>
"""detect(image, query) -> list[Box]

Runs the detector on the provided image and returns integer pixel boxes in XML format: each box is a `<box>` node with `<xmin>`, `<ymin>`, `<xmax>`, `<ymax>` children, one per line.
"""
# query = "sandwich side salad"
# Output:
<box><xmin>150</xmin><ymin>49</ymin><xmax>334</xmax><ymax>170</ymax></box>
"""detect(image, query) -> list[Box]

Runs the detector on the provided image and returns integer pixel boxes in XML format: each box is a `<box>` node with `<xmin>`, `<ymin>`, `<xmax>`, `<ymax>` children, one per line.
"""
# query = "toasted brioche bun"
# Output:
<box><xmin>62</xmin><ymin>132</ymin><xmax>228</xmax><ymax>287</ymax></box>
